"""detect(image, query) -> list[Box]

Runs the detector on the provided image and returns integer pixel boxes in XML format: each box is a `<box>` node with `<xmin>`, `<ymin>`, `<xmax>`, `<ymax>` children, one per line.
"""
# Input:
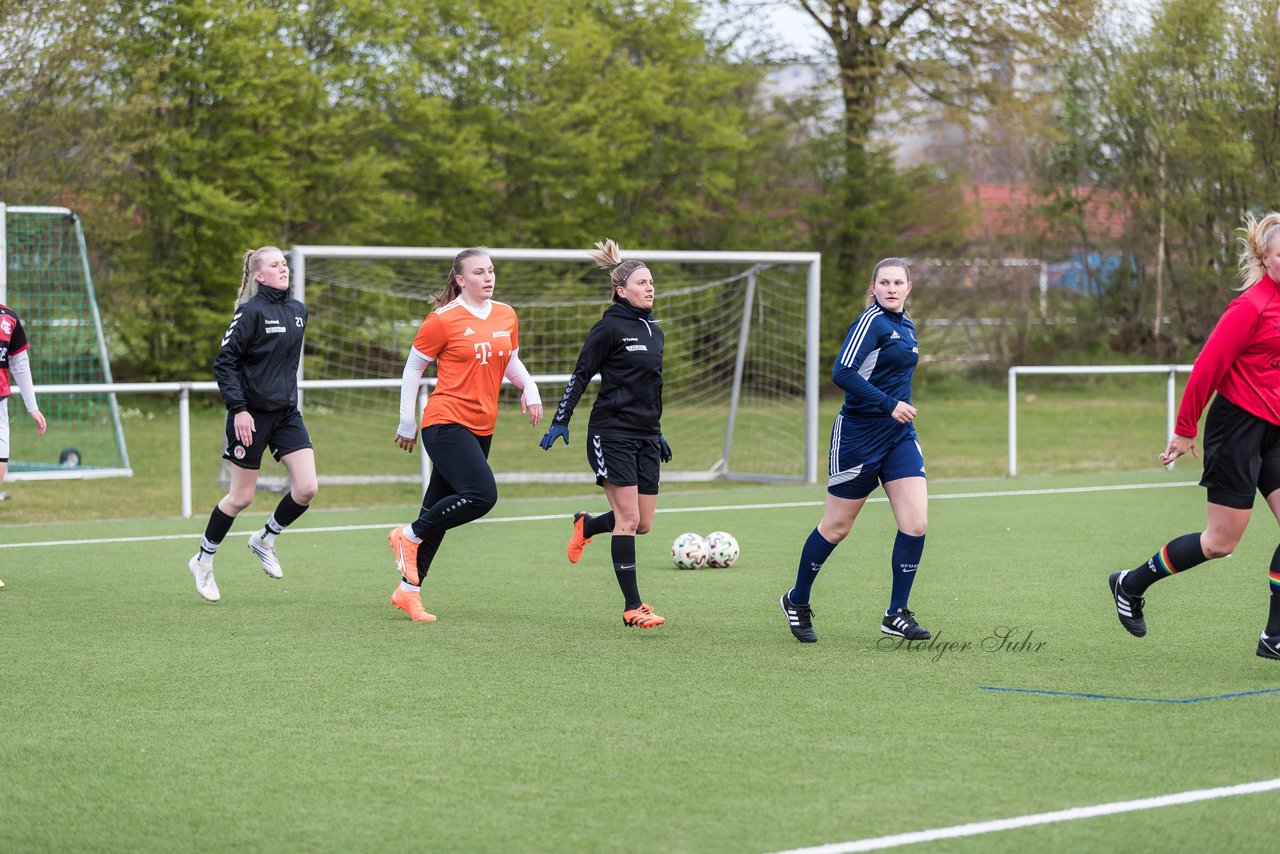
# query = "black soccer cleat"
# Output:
<box><xmin>780</xmin><ymin>592</ymin><xmax>817</xmax><ymax>643</ymax></box>
<box><xmin>1258</xmin><ymin>634</ymin><xmax>1280</xmax><ymax>661</ymax></box>
<box><xmin>881</xmin><ymin>609</ymin><xmax>931</xmax><ymax>640</ymax></box>
<box><xmin>1108</xmin><ymin>570</ymin><xmax>1146</xmax><ymax>637</ymax></box>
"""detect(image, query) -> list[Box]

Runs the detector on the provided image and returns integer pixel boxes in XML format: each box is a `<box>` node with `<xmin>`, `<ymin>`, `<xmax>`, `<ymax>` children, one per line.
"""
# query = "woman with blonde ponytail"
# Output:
<box><xmin>1107</xmin><ymin>212</ymin><xmax>1280</xmax><ymax>662</ymax></box>
<box><xmin>540</xmin><ymin>239</ymin><xmax>670</xmax><ymax>629</ymax></box>
<box><xmin>385</xmin><ymin>248</ymin><xmax>542</xmax><ymax>622</ymax></box>
<box><xmin>186</xmin><ymin>246</ymin><xmax>318</xmax><ymax>603</ymax></box>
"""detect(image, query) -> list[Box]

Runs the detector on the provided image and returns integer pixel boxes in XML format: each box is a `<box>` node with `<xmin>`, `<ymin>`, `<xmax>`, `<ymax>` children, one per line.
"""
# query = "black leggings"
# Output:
<box><xmin>410</xmin><ymin>424</ymin><xmax>496</xmax><ymax>574</ymax></box>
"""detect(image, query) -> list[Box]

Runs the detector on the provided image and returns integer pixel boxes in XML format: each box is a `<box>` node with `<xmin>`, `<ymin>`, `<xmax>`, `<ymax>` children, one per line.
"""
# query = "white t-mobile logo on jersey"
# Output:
<box><xmin>473</xmin><ymin>341</ymin><xmax>492</xmax><ymax>363</ymax></box>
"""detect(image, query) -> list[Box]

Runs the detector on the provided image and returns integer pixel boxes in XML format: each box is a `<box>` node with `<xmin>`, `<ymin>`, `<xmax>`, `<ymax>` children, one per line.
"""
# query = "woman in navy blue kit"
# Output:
<box><xmin>780</xmin><ymin>257</ymin><xmax>931</xmax><ymax>643</ymax></box>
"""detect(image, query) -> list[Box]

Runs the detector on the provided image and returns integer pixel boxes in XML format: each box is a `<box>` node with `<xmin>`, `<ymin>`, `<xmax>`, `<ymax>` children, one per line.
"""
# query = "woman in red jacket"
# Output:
<box><xmin>1108</xmin><ymin>212</ymin><xmax>1280</xmax><ymax>661</ymax></box>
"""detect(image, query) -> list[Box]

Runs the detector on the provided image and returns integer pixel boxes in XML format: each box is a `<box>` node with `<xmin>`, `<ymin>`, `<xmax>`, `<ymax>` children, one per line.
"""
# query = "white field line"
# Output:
<box><xmin>767</xmin><ymin>777</ymin><xmax>1280</xmax><ymax>854</ymax></box>
<box><xmin>0</xmin><ymin>480</ymin><xmax>1198</xmax><ymax>551</ymax></box>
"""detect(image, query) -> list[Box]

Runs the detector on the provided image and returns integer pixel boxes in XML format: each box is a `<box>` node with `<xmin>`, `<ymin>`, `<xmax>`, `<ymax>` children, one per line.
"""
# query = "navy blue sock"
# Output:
<box><xmin>584</xmin><ymin>511</ymin><xmax>614</xmax><ymax>538</ymax></box>
<box><xmin>888</xmin><ymin>531</ymin><xmax>925</xmax><ymax>614</ymax></box>
<box><xmin>612</xmin><ymin>535</ymin><xmax>640</xmax><ymax>610</ymax></box>
<box><xmin>790</xmin><ymin>528</ymin><xmax>837</xmax><ymax>606</ymax></box>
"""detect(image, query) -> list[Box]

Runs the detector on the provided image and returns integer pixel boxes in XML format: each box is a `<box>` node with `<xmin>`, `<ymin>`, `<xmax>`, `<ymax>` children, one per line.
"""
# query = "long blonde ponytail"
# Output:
<box><xmin>589</xmin><ymin>239</ymin><xmax>647</xmax><ymax>303</ymax></box>
<box><xmin>1236</xmin><ymin>213</ymin><xmax>1280</xmax><ymax>290</ymax></box>
<box><xmin>235</xmin><ymin>246</ymin><xmax>283</xmax><ymax>308</ymax></box>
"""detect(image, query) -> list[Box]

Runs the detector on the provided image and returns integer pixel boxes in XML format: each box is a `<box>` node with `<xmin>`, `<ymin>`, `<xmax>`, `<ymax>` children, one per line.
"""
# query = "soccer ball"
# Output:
<box><xmin>671</xmin><ymin>532</ymin><xmax>709</xmax><ymax>569</ymax></box>
<box><xmin>704</xmin><ymin>531</ymin><xmax>740</xmax><ymax>568</ymax></box>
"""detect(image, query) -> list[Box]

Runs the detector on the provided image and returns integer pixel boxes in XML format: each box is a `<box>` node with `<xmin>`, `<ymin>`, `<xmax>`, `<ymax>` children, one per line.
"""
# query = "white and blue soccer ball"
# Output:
<box><xmin>704</xmin><ymin>531</ymin><xmax>740</xmax><ymax>568</ymax></box>
<box><xmin>671</xmin><ymin>532</ymin><xmax>709</xmax><ymax>569</ymax></box>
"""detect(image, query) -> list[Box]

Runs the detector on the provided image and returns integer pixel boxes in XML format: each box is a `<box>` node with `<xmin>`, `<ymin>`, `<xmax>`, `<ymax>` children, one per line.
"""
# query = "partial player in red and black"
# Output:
<box><xmin>1108</xmin><ymin>212</ymin><xmax>1280</xmax><ymax>660</ymax></box>
<box><xmin>0</xmin><ymin>303</ymin><xmax>49</xmax><ymax>514</ymax></box>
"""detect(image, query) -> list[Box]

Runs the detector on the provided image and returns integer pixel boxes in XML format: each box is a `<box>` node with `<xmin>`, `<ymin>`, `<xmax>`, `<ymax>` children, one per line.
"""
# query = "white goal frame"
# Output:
<box><xmin>290</xmin><ymin>245</ymin><xmax>823</xmax><ymax>485</ymax></box>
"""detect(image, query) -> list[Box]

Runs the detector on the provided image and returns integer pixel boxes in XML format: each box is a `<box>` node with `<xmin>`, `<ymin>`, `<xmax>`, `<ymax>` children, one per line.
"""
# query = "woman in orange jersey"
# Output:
<box><xmin>386</xmin><ymin>248</ymin><xmax>543</xmax><ymax>622</ymax></box>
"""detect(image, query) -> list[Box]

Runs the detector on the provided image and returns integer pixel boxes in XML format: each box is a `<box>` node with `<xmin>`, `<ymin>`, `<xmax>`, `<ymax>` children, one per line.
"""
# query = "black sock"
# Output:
<box><xmin>584</xmin><ymin>511</ymin><xmax>614</xmax><ymax>538</ymax></box>
<box><xmin>199</xmin><ymin>506</ymin><xmax>236</xmax><ymax>561</ymax></box>
<box><xmin>268</xmin><ymin>492</ymin><xmax>309</xmax><ymax>533</ymax></box>
<box><xmin>611</xmin><ymin>535</ymin><xmax>640</xmax><ymax>610</ymax></box>
<box><xmin>1123</xmin><ymin>532</ymin><xmax>1208</xmax><ymax>596</ymax></box>
<box><xmin>1266</xmin><ymin>544</ymin><xmax>1280</xmax><ymax>637</ymax></box>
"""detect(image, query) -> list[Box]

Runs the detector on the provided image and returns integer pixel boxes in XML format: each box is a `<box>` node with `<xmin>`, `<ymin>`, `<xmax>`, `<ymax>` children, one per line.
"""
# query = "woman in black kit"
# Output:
<box><xmin>186</xmin><ymin>246</ymin><xmax>318</xmax><ymax>602</ymax></box>
<box><xmin>540</xmin><ymin>239</ymin><xmax>670</xmax><ymax>629</ymax></box>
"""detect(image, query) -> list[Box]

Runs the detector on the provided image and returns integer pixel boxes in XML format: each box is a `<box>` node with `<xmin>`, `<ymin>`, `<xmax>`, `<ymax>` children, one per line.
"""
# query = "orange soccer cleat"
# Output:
<box><xmin>566</xmin><ymin>511</ymin><xmax>593</xmax><ymax>564</ymax></box>
<box><xmin>390</xmin><ymin>586</ymin><xmax>437</xmax><ymax>622</ymax></box>
<box><xmin>389</xmin><ymin>526</ymin><xmax>421</xmax><ymax>585</ymax></box>
<box><xmin>622</xmin><ymin>603</ymin><xmax>665</xmax><ymax>629</ymax></box>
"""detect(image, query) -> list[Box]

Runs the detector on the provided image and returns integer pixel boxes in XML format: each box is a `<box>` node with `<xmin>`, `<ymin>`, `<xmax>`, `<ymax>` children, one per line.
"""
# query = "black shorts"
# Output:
<box><xmin>223</xmin><ymin>406</ymin><xmax>313</xmax><ymax>470</ymax></box>
<box><xmin>586</xmin><ymin>434</ymin><xmax>660</xmax><ymax>494</ymax></box>
<box><xmin>1199</xmin><ymin>395</ymin><xmax>1280</xmax><ymax>509</ymax></box>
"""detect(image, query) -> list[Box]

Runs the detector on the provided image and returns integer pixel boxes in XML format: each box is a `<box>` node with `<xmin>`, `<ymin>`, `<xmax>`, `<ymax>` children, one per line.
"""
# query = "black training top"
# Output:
<box><xmin>550</xmin><ymin>301</ymin><xmax>664</xmax><ymax>438</ymax></box>
<box><xmin>213</xmin><ymin>285</ymin><xmax>308</xmax><ymax>414</ymax></box>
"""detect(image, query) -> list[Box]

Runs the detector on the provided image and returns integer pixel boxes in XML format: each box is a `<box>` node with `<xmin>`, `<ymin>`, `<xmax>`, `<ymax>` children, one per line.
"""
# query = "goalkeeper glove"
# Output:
<box><xmin>540</xmin><ymin>424</ymin><xmax>569</xmax><ymax>450</ymax></box>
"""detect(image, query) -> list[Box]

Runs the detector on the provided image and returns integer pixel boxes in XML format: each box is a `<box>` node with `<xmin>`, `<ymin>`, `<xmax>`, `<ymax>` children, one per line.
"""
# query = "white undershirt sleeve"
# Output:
<box><xmin>398</xmin><ymin>347</ymin><xmax>432</xmax><ymax>439</ymax></box>
<box><xmin>504</xmin><ymin>349</ymin><xmax>540</xmax><ymax>407</ymax></box>
<box><xmin>8</xmin><ymin>350</ymin><xmax>39</xmax><ymax>413</ymax></box>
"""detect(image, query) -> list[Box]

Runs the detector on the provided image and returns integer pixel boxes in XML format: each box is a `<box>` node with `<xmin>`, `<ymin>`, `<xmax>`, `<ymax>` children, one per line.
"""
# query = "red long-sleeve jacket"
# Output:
<box><xmin>1176</xmin><ymin>273</ymin><xmax>1280</xmax><ymax>437</ymax></box>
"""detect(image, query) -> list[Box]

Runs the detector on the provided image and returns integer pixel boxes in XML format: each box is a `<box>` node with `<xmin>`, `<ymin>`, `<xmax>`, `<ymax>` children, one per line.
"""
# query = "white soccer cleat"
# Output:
<box><xmin>247</xmin><ymin>532</ymin><xmax>283</xmax><ymax>579</ymax></box>
<box><xmin>188</xmin><ymin>555</ymin><xmax>220</xmax><ymax>602</ymax></box>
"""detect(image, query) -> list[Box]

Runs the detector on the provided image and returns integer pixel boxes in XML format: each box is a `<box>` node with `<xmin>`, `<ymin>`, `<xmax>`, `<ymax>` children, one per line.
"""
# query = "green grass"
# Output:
<box><xmin>0</xmin><ymin>372</ymin><xmax>1201</xmax><ymax>526</ymax></box>
<box><xmin>2</xmin><ymin>472</ymin><xmax>1278</xmax><ymax>852</ymax></box>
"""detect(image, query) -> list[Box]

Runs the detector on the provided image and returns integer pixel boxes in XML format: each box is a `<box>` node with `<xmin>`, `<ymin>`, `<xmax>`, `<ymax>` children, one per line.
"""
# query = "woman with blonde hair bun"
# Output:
<box><xmin>1107</xmin><ymin>212</ymin><xmax>1280</xmax><ymax>661</ymax></box>
<box><xmin>540</xmin><ymin>239</ymin><xmax>670</xmax><ymax>629</ymax></box>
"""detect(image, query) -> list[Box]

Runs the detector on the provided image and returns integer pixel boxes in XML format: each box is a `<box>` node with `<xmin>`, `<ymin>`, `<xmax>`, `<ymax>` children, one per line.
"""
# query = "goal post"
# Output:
<box><xmin>289</xmin><ymin>245</ymin><xmax>821</xmax><ymax>487</ymax></box>
<box><xmin>1</xmin><ymin>204</ymin><xmax>131</xmax><ymax>481</ymax></box>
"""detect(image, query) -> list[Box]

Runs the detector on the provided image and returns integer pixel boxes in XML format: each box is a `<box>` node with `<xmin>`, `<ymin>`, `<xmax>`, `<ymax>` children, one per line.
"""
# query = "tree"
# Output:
<box><xmin>1039</xmin><ymin>0</ymin><xmax>1280</xmax><ymax>358</ymax></box>
<box><xmin>0</xmin><ymin>0</ymin><xmax>114</xmax><ymax>205</ymax></box>
<box><xmin>793</xmin><ymin>0</ymin><xmax>1097</xmax><ymax>278</ymax></box>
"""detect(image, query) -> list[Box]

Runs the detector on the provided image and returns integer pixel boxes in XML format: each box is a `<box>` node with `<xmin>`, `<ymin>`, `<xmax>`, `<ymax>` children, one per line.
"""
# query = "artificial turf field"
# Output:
<box><xmin>2</xmin><ymin>470</ymin><xmax>1278</xmax><ymax>852</ymax></box>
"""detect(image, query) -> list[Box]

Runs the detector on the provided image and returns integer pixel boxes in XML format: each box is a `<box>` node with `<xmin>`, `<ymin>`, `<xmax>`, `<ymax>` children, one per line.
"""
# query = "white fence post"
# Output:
<box><xmin>1007</xmin><ymin>365</ymin><xmax>1193</xmax><ymax>477</ymax></box>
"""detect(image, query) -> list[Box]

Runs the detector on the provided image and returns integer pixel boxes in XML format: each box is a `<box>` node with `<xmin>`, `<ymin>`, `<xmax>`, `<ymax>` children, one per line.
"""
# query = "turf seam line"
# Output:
<box><xmin>766</xmin><ymin>777</ymin><xmax>1280</xmax><ymax>854</ymax></box>
<box><xmin>980</xmin><ymin>685</ymin><xmax>1280</xmax><ymax>703</ymax></box>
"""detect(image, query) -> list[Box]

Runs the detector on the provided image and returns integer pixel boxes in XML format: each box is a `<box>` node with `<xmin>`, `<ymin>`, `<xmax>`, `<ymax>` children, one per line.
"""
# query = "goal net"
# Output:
<box><xmin>289</xmin><ymin>246</ymin><xmax>820</xmax><ymax>487</ymax></box>
<box><xmin>1</xmin><ymin>204</ymin><xmax>130</xmax><ymax>481</ymax></box>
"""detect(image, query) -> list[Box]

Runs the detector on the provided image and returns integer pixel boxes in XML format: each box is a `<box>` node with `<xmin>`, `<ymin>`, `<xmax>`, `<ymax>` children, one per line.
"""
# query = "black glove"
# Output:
<box><xmin>658</xmin><ymin>434</ymin><xmax>672</xmax><ymax>463</ymax></box>
<box><xmin>540</xmin><ymin>424</ymin><xmax>569</xmax><ymax>450</ymax></box>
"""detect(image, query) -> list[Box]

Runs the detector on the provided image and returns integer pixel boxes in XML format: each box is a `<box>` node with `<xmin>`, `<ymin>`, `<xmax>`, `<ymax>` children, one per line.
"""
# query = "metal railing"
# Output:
<box><xmin>1007</xmin><ymin>364</ymin><xmax>1193</xmax><ymax>476</ymax></box>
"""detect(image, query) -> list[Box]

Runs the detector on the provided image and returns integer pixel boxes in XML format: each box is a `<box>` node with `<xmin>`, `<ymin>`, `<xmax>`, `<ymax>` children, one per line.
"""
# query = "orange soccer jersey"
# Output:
<box><xmin>414</xmin><ymin>299</ymin><xmax>519</xmax><ymax>435</ymax></box>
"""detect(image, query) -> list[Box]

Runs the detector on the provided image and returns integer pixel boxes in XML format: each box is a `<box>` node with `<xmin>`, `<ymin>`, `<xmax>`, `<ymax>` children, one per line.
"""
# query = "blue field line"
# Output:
<box><xmin>981</xmin><ymin>685</ymin><xmax>1280</xmax><ymax>704</ymax></box>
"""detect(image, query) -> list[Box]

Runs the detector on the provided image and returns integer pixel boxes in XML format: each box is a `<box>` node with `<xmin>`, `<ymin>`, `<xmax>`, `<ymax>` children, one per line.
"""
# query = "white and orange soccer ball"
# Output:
<box><xmin>671</xmin><ymin>532</ymin><xmax>709</xmax><ymax>569</ymax></box>
<box><xmin>704</xmin><ymin>531</ymin><xmax>740</xmax><ymax>568</ymax></box>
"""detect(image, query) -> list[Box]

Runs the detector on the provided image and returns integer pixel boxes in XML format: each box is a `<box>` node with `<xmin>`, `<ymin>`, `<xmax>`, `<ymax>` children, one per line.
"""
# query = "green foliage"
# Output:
<box><xmin>4</xmin><ymin>1</ymin><xmax>832</xmax><ymax>378</ymax></box>
<box><xmin>1039</xmin><ymin>0</ymin><xmax>1280</xmax><ymax>358</ymax></box>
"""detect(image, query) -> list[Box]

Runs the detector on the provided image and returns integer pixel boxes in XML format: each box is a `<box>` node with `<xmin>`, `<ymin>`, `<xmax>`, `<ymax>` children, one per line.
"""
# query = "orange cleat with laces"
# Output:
<box><xmin>622</xmin><ymin>603</ymin><xmax>665</xmax><ymax>629</ymax></box>
<box><xmin>390</xmin><ymin>586</ymin><xmax>437</xmax><ymax>622</ymax></box>
<box><xmin>567</xmin><ymin>511</ymin><xmax>593</xmax><ymax>564</ymax></box>
<box><xmin>389</xmin><ymin>526</ymin><xmax>421</xmax><ymax>585</ymax></box>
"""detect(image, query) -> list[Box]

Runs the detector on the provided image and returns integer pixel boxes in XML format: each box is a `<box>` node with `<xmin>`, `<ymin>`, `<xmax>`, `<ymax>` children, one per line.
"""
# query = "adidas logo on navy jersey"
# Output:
<box><xmin>890</xmin><ymin>331</ymin><xmax>900</xmax><ymax>339</ymax></box>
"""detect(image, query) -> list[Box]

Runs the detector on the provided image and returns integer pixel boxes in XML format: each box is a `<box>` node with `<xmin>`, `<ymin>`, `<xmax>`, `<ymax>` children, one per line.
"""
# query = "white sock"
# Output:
<box><xmin>399</xmin><ymin>580</ymin><xmax>420</xmax><ymax>592</ymax></box>
<box><xmin>401</xmin><ymin>524</ymin><xmax>422</xmax><ymax>543</ymax></box>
